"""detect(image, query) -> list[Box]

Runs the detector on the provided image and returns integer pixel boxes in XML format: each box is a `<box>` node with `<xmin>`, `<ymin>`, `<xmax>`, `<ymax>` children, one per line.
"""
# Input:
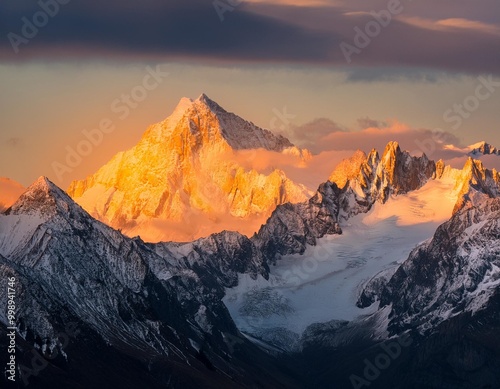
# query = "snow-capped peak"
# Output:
<box><xmin>29</xmin><ymin>175</ymin><xmax>52</xmax><ymax>190</ymax></box>
<box><xmin>451</xmin><ymin>157</ymin><xmax>500</xmax><ymax>213</ymax></box>
<box><xmin>157</xmin><ymin>93</ymin><xmax>296</xmax><ymax>152</ymax></box>
<box><xmin>469</xmin><ymin>140</ymin><xmax>488</xmax><ymax>149</ymax></box>
<box><xmin>191</xmin><ymin>93</ymin><xmax>294</xmax><ymax>152</ymax></box>
<box><xmin>6</xmin><ymin>176</ymin><xmax>69</xmax><ymax>216</ymax></box>
<box><xmin>195</xmin><ymin>92</ymin><xmax>215</xmax><ymax>105</ymax></box>
<box><xmin>193</xmin><ymin>92</ymin><xmax>223</xmax><ymax>113</ymax></box>
<box><xmin>68</xmin><ymin>95</ymin><xmax>310</xmax><ymax>242</ymax></box>
<box><xmin>328</xmin><ymin>141</ymin><xmax>436</xmax><ymax>219</ymax></box>
<box><xmin>5</xmin><ymin>176</ymin><xmax>84</xmax><ymax>220</ymax></box>
<box><xmin>0</xmin><ymin>177</ymin><xmax>84</xmax><ymax>257</ymax></box>
<box><xmin>468</xmin><ymin>141</ymin><xmax>499</xmax><ymax>156</ymax></box>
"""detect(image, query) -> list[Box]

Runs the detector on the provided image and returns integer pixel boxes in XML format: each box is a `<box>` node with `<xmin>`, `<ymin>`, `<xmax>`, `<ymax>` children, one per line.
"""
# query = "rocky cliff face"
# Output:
<box><xmin>151</xmin><ymin>230</ymin><xmax>269</xmax><ymax>289</ymax></box>
<box><xmin>0</xmin><ymin>177</ymin><xmax>294</xmax><ymax>388</ymax></box>
<box><xmin>253</xmin><ymin>142</ymin><xmax>437</xmax><ymax>261</ymax></box>
<box><xmin>5</xmin><ymin>140</ymin><xmax>500</xmax><ymax>388</ymax></box>
<box><xmin>446</xmin><ymin>157</ymin><xmax>500</xmax><ymax>214</ymax></box>
<box><xmin>333</xmin><ymin>141</ymin><xmax>436</xmax><ymax>219</ymax></box>
<box><xmin>378</xmin><ymin>196</ymin><xmax>500</xmax><ymax>334</ymax></box>
<box><xmin>330</xmin><ymin>142</ymin><xmax>500</xmax><ymax>221</ymax></box>
<box><xmin>254</xmin><ymin>181</ymin><xmax>343</xmax><ymax>260</ymax></box>
<box><xmin>67</xmin><ymin>94</ymin><xmax>310</xmax><ymax>242</ymax></box>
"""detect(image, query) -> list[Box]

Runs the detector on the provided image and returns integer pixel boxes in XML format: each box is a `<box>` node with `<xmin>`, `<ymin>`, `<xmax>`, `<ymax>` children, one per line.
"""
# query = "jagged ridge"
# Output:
<box><xmin>379</xmin><ymin>196</ymin><xmax>500</xmax><ymax>334</ymax></box>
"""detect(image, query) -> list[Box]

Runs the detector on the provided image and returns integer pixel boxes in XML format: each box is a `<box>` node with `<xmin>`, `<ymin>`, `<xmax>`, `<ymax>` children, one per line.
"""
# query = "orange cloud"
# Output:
<box><xmin>401</xmin><ymin>17</ymin><xmax>500</xmax><ymax>36</ymax></box>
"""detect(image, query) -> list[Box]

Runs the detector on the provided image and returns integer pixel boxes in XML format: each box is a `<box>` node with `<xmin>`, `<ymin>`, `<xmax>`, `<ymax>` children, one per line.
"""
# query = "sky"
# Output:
<box><xmin>1</xmin><ymin>0</ymin><xmax>500</xmax><ymax>187</ymax></box>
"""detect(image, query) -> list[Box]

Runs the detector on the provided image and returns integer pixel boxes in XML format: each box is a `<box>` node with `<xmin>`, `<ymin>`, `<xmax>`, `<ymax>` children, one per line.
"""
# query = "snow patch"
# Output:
<box><xmin>225</xmin><ymin>178</ymin><xmax>455</xmax><ymax>335</ymax></box>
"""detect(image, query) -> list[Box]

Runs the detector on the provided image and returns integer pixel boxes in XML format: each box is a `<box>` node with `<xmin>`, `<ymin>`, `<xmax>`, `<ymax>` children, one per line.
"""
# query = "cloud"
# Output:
<box><xmin>357</xmin><ymin>117</ymin><xmax>387</xmax><ymax>129</ymax></box>
<box><xmin>3</xmin><ymin>137</ymin><xmax>22</xmax><ymax>148</ymax></box>
<box><xmin>0</xmin><ymin>1</ymin><xmax>499</xmax><ymax>76</ymax></box>
<box><xmin>231</xmin><ymin>147</ymin><xmax>356</xmax><ymax>192</ymax></box>
<box><xmin>343</xmin><ymin>68</ymin><xmax>449</xmax><ymax>83</ymax></box>
<box><xmin>282</xmin><ymin>118</ymin><xmax>345</xmax><ymax>152</ymax></box>
<box><xmin>0</xmin><ymin>1</ymin><xmax>336</xmax><ymax>62</ymax></box>
<box><xmin>245</xmin><ymin>0</ymin><xmax>335</xmax><ymax>6</ymax></box>
<box><xmin>229</xmin><ymin>118</ymin><xmax>500</xmax><ymax>195</ymax></box>
<box><xmin>401</xmin><ymin>17</ymin><xmax>500</xmax><ymax>36</ymax></box>
<box><xmin>283</xmin><ymin>119</ymin><xmax>464</xmax><ymax>160</ymax></box>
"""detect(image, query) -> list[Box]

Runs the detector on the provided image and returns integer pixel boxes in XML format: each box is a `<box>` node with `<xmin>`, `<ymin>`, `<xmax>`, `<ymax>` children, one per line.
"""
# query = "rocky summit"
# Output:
<box><xmin>67</xmin><ymin>94</ymin><xmax>311</xmax><ymax>242</ymax></box>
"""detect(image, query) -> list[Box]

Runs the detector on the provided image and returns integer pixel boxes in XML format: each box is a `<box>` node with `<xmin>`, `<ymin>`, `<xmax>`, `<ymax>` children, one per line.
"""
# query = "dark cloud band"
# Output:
<box><xmin>1</xmin><ymin>0</ymin><xmax>499</xmax><ymax>76</ymax></box>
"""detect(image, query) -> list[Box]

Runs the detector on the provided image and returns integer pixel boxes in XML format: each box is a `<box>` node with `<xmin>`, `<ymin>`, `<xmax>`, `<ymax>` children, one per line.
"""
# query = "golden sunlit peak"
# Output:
<box><xmin>196</xmin><ymin>92</ymin><xmax>210</xmax><ymax>102</ymax></box>
<box><xmin>67</xmin><ymin>94</ymin><xmax>310</xmax><ymax>242</ymax></box>
<box><xmin>383</xmin><ymin>140</ymin><xmax>401</xmax><ymax>153</ymax></box>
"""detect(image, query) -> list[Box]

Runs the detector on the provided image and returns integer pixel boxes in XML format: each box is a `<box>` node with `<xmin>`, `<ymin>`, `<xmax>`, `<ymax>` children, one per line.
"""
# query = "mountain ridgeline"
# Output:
<box><xmin>2</xmin><ymin>96</ymin><xmax>500</xmax><ymax>388</ymax></box>
<box><xmin>0</xmin><ymin>178</ymin><xmax>296</xmax><ymax>388</ymax></box>
<box><xmin>255</xmin><ymin>141</ymin><xmax>500</xmax><ymax>260</ymax></box>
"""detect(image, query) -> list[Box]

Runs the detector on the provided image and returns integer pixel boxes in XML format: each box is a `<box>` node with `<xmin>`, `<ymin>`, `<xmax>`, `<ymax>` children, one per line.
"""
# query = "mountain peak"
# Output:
<box><xmin>7</xmin><ymin>176</ymin><xmax>74</xmax><ymax>217</ymax></box>
<box><xmin>329</xmin><ymin>150</ymin><xmax>367</xmax><ymax>189</ymax></box>
<box><xmin>196</xmin><ymin>92</ymin><xmax>210</xmax><ymax>102</ymax></box>
<box><xmin>470</xmin><ymin>140</ymin><xmax>487</xmax><ymax>148</ymax></box>
<box><xmin>332</xmin><ymin>141</ymin><xmax>436</xmax><ymax>217</ymax></box>
<box><xmin>188</xmin><ymin>94</ymin><xmax>295</xmax><ymax>152</ymax></box>
<box><xmin>452</xmin><ymin>157</ymin><xmax>500</xmax><ymax>214</ymax></box>
<box><xmin>381</xmin><ymin>141</ymin><xmax>401</xmax><ymax>162</ymax></box>
<box><xmin>384</xmin><ymin>140</ymin><xmax>400</xmax><ymax>151</ymax></box>
<box><xmin>366</xmin><ymin>148</ymin><xmax>380</xmax><ymax>166</ymax></box>
<box><xmin>193</xmin><ymin>93</ymin><xmax>223</xmax><ymax>113</ymax></box>
<box><xmin>16</xmin><ymin>176</ymin><xmax>58</xmax><ymax>201</ymax></box>
<box><xmin>463</xmin><ymin>156</ymin><xmax>486</xmax><ymax>175</ymax></box>
<box><xmin>468</xmin><ymin>141</ymin><xmax>499</xmax><ymax>156</ymax></box>
<box><xmin>68</xmin><ymin>95</ymin><xmax>309</xmax><ymax>242</ymax></box>
<box><xmin>31</xmin><ymin>175</ymin><xmax>54</xmax><ymax>191</ymax></box>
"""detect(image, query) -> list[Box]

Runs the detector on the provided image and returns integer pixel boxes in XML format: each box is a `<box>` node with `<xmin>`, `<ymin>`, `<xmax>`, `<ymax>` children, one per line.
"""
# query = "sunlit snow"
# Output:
<box><xmin>224</xmin><ymin>177</ymin><xmax>458</xmax><ymax>336</ymax></box>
